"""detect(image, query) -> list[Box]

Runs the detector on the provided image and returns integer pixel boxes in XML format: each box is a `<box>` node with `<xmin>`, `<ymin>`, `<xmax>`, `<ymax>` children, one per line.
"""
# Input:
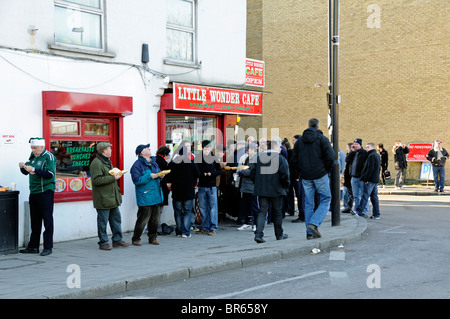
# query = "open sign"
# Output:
<box><xmin>245</xmin><ymin>58</ymin><xmax>265</xmax><ymax>87</ymax></box>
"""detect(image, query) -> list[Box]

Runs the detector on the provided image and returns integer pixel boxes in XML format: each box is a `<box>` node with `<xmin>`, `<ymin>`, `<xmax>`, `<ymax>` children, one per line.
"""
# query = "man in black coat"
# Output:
<box><xmin>355</xmin><ymin>143</ymin><xmax>381</xmax><ymax>219</ymax></box>
<box><xmin>196</xmin><ymin>140</ymin><xmax>222</xmax><ymax>235</ymax></box>
<box><xmin>392</xmin><ymin>140</ymin><xmax>410</xmax><ymax>189</ymax></box>
<box><xmin>426</xmin><ymin>139</ymin><xmax>448</xmax><ymax>193</ymax></box>
<box><xmin>346</xmin><ymin>138</ymin><xmax>369</xmax><ymax>215</ymax></box>
<box><xmin>291</xmin><ymin>118</ymin><xmax>335</xmax><ymax>239</ymax></box>
<box><xmin>250</xmin><ymin>139</ymin><xmax>290</xmax><ymax>243</ymax></box>
<box><xmin>166</xmin><ymin>146</ymin><xmax>200</xmax><ymax>237</ymax></box>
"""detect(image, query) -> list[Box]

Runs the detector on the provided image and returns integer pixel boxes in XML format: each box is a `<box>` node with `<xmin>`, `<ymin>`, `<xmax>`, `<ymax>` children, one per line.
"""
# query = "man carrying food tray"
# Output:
<box><xmin>130</xmin><ymin>143</ymin><xmax>167</xmax><ymax>246</ymax></box>
<box><xmin>90</xmin><ymin>142</ymin><xmax>130</xmax><ymax>250</ymax></box>
<box><xmin>18</xmin><ymin>137</ymin><xmax>56</xmax><ymax>256</ymax></box>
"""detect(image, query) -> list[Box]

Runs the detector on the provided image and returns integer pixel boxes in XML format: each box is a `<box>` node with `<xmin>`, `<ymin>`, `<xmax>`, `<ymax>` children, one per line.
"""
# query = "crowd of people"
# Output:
<box><xmin>17</xmin><ymin>125</ymin><xmax>448</xmax><ymax>255</ymax></box>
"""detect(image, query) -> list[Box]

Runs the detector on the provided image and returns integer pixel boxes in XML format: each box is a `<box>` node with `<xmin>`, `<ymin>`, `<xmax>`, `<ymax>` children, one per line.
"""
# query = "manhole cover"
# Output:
<box><xmin>0</xmin><ymin>258</ymin><xmax>40</xmax><ymax>270</ymax></box>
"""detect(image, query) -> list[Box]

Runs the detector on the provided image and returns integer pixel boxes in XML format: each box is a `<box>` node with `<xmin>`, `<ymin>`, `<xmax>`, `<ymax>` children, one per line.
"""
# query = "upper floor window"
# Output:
<box><xmin>166</xmin><ymin>0</ymin><xmax>196</xmax><ymax>63</ymax></box>
<box><xmin>54</xmin><ymin>0</ymin><xmax>104</xmax><ymax>50</ymax></box>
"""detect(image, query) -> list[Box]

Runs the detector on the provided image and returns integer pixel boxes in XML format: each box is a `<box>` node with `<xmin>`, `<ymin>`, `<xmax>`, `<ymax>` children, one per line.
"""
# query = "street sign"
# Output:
<box><xmin>407</xmin><ymin>143</ymin><xmax>433</xmax><ymax>162</ymax></box>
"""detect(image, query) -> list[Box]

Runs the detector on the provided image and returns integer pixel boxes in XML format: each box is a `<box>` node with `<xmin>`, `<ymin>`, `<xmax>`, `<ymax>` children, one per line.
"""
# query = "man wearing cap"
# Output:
<box><xmin>90</xmin><ymin>142</ymin><xmax>129</xmax><ymax>250</ymax></box>
<box><xmin>130</xmin><ymin>144</ymin><xmax>164</xmax><ymax>245</ymax></box>
<box><xmin>346</xmin><ymin>138</ymin><xmax>369</xmax><ymax>215</ymax></box>
<box><xmin>19</xmin><ymin>138</ymin><xmax>56</xmax><ymax>256</ymax></box>
<box><xmin>426</xmin><ymin>140</ymin><xmax>448</xmax><ymax>193</ymax></box>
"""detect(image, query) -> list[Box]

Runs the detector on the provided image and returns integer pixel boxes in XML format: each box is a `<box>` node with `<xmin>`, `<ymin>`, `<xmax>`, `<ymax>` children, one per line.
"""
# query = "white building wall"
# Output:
<box><xmin>0</xmin><ymin>0</ymin><xmax>247</xmax><ymax>246</ymax></box>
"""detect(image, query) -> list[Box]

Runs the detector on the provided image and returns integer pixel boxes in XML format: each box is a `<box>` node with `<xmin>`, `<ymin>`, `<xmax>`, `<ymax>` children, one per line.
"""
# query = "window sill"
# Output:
<box><xmin>163</xmin><ymin>58</ymin><xmax>201</xmax><ymax>69</ymax></box>
<box><xmin>49</xmin><ymin>44</ymin><xmax>116</xmax><ymax>58</ymax></box>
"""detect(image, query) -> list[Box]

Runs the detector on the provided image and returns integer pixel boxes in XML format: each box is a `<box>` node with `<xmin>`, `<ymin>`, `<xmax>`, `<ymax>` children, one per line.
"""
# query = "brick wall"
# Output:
<box><xmin>248</xmin><ymin>0</ymin><xmax>450</xmax><ymax>181</ymax></box>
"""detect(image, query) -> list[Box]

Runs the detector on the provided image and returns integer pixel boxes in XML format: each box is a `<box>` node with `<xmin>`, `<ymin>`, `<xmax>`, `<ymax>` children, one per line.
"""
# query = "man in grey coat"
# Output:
<box><xmin>236</xmin><ymin>142</ymin><xmax>259</xmax><ymax>231</ymax></box>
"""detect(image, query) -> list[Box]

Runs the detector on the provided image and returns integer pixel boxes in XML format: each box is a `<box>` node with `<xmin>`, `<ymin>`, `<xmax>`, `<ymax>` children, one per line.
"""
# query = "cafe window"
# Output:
<box><xmin>49</xmin><ymin>117</ymin><xmax>115</xmax><ymax>201</ymax></box>
<box><xmin>166</xmin><ymin>0</ymin><xmax>196</xmax><ymax>63</ymax></box>
<box><xmin>54</xmin><ymin>0</ymin><xmax>104</xmax><ymax>50</ymax></box>
<box><xmin>166</xmin><ymin>115</ymin><xmax>216</xmax><ymax>154</ymax></box>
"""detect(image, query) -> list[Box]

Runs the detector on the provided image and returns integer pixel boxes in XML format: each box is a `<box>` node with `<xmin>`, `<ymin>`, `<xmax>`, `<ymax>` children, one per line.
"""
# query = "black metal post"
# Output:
<box><xmin>330</xmin><ymin>0</ymin><xmax>340</xmax><ymax>226</ymax></box>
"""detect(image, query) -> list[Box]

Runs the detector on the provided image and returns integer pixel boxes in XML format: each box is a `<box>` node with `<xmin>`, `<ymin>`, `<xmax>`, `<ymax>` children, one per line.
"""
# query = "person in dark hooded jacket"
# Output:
<box><xmin>250</xmin><ymin>139</ymin><xmax>290</xmax><ymax>243</ymax></box>
<box><xmin>166</xmin><ymin>145</ymin><xmax>200</xmax><ymax>237</ymax></box>
<box><xmin>355</xmin><ymin>143</ymin><xmax>381</xmax><ymax>219</ymax></box>
<box><xmin>291</xmin><ymin>118</ymin><xmax>335</xmax><ymax>240</ymax></box>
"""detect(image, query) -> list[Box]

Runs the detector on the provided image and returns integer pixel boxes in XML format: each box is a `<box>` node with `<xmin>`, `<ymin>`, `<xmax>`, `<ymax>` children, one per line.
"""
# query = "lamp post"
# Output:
<box><xmin>329</xmin><ymin>0</ymin><xmax>340</xmax><ymax>226</ymax></box>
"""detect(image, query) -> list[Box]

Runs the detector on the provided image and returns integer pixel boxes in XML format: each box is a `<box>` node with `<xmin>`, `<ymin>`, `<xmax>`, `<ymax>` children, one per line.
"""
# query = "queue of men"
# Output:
<box><xmin>18</xmin><ymin>120</ymin><xmax>445</xmax><ymax>255</ymax></box>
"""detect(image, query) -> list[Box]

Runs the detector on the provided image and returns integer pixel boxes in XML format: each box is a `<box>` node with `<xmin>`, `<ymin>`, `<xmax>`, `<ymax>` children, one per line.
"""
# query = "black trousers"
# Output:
<box><xmin>255</xmin><ymin>196</ymin><xmax>284</xmax><ymax>240</ymax></box>
<box><xmin>28</xmin><ymin>190</ymin><xmax>54</xmax><ymax>250</ymax></box>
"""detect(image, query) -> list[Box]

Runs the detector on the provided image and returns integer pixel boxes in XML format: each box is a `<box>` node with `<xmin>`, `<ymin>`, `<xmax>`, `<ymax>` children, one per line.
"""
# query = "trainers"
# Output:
<box><xmin>149</xmin><ymin>239</ymin><xmax>160</xmax><ymax>245</ymax></box>
<box><xmin>181</xmin><ymin>234</ymin><xmax>191</xmax><ymax>238</ymax></box>
<box><xmin>132</xmin><ymin>240</ymin><xmax>141</xmax><ymax>246</ymax></box>
<box><xmin>277</xmin><ymin>234</ymin><xmax>288</xmax><ymax>240</ymax></box>
<box><xmin>254</xmin><ymin>237</ymin><xmax>265</xmax><ymax>243</ymax></box>
<box><xmin>207</xmin><ymin>230</ymin><xmax>216</xmax><ymax>236</ymax></box>
<box><xmin>370</xmin><ymin>216</ymin><xmax>380</xmax><ymax>220</ymax></box>
<box><xmin>113</xmin><ymin>241</ymin><xmax>130</xmax><ymax>247</ymax></box>
<box><xmin>307</xmin><ymin>224</ymin><xmax>321</xmax><ymax>238</ymax></box>
<box><xmin>40</xmin><ymin>249</ymin><xmax>52</xmax><ymax>256</ymax></box>
<box><xmin>252</xmin><ymin>225</ymin><xmax>256</xmax><ymax>232</ymax></box>
<box><xmin>99</xmin><ymin>243</ymin><xmax>112</xmax><ymax>250</ymax></box>
<box><xmin>237</xmin><ymin>224</ymin><xmax>252</xmax><ymax>231</ymax></box>
<box><xmin>19</xmin><ymin>247</ymin><xmax>39</xmax><ymax>254</ymax></box>
<box><xmin>196</xmin><ymin>229</ymin><xmax>209</xmax><ymax>235</ymax></box>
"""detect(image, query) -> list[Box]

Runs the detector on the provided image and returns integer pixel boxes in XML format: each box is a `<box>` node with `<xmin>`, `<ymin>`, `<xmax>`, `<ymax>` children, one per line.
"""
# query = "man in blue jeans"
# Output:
<box><xmin>426</xmin><ymin>140</ymin><xmax>448</xmax><ymax>193</ymax></box>
<box><xmin>347</xmin><ymin>139</ymin><xmax>369</xmax><ymax>215</ymax></box>
<box><xmin>196</xmin><ymin>140</ymin><xmax>222</xmax><ymax>236</ymax></box>
<box><xmin>291</xmin><ymin>118</ymin><xmax>335</xmax><ymax>239</ymax></box>
<box><xmin>355</xmin><ymin>143</ymin><xmax>381</xmax><ymax>219</ymax></box>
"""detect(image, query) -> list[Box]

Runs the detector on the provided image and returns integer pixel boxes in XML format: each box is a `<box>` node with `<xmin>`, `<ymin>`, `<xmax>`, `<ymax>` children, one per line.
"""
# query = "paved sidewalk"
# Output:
<box><xmin>378</xmin><ymin>185</ymin><xmax>449</xmax><ymax>196</ymax></box>
<box><xmin>0</xmin><ymin>214</ymin><xmax>367</xmax><ymax>299</ymax></box>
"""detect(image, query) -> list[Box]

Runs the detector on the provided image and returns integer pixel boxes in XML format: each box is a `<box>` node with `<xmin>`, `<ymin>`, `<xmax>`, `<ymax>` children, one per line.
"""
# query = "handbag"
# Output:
<box><xmin>384</xmin><ymin>170</ymin><xmax>391</xmax><ymax>179</ymax></box>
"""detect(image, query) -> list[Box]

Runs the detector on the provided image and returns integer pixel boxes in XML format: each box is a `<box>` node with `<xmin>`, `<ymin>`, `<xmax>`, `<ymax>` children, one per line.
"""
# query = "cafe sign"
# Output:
<box><xmin>245</xmin><ymin>58</ymin><xmax>265</xmax><ymax>87</ymax></box>
<box><xmin>173</xmin><ymin>83</ymin><xmax>262</xmax><ymax>116</ymax></box>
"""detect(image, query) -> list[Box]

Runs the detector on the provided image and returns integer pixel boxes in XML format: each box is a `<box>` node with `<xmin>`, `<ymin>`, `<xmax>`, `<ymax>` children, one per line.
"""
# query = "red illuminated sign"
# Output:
<box><xmin>245</xmin><ymin>58</ymin><xmax>265</xmax><ymax>87</ymax></box>
<box><xmin>173</xmin><ymin>83</ymin><xmax>262</xmax><ymax>116</ymax></box>
<box><xmin>407</xmin><ymin>143</ymin><xmax>433</xmax><ymax>162</ymax></box>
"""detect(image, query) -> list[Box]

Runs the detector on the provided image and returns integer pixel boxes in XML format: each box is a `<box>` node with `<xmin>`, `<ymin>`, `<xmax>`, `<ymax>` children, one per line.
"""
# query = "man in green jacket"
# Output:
<box><xmin>90</xmin><ymin>142</ymin><xmax>129</xmax><ymax>250</ymax></box>
<box><xmin>19</xmin><ymin>137</ymin><xmax>56</xmax><ymax>256</ymax></box>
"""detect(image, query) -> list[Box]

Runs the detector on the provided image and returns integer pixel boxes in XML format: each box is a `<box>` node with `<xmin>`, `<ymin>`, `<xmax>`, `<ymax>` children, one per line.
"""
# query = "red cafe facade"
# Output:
<box><xmin>159</xmin><ymin>83</ymin><xmax>262</xmax><ymax>153</ymax></box>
